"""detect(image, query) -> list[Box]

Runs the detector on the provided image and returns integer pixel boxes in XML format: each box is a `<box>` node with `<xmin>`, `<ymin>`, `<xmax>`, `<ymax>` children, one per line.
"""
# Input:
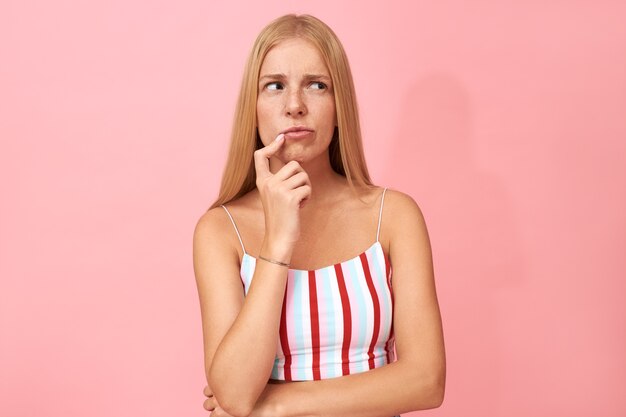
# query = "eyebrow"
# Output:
<box><xmin>258</xmin><ymin>73</ymin><xmax>332</xmax><ymax>82</ymax></box>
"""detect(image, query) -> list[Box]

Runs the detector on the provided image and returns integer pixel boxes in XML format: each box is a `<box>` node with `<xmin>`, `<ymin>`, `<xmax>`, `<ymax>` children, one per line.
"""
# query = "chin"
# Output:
<box><xmin>280</xmin><ymin>153</ymin><xmax>306</xmax><ymax>164</ymax></box>
<box><xmin>279</xmin><ymin>147</ymin><xmax>308</xmax><ymax>164</ymax></box>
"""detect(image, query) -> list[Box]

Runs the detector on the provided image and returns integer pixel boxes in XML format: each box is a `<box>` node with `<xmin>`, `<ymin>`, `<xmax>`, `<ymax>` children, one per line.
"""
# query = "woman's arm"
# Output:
<box><xmin>194</xmin><ymin>208</ymin><xmax>291</xmax><ymax>417</ymax></box>
<box><xmin>195</xmin><ymin>136</ymin><xmax>312</xmax><ymax>417</ymax></box>
<box><xmin>251</xmin><ymin>190</ymin><xmax>446</xmax><ymax>417</ymax></box>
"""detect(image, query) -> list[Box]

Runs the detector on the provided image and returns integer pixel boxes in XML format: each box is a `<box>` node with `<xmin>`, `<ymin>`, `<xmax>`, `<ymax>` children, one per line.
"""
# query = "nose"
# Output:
<box><xmin>284</xmin><ymin>90</ymin><xmax>307</xmax><ymax>117</ymax></box>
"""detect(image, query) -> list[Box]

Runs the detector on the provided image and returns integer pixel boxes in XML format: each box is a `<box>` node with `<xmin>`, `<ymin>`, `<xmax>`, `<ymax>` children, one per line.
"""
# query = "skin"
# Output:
<box><xmin>194</xmin><ymin>38</ymin><xmax>445</xmax><ymax>417</ymax></box>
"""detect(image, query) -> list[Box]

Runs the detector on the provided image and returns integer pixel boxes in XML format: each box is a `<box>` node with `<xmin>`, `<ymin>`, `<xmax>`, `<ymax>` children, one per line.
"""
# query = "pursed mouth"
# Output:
<box><xmin>280</xmin><ymin>126</ymin><xmax>314</xmax><ymax>135</ymax></box>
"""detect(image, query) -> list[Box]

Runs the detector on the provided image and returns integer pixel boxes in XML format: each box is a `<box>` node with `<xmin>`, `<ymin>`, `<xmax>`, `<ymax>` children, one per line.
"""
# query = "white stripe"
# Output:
<box><xmin>295</xmin><ymin>270</ymin><xmax>312</xmax><ymax>380</ymax></box>
<box><xmin>329</xmin><ymin>267</ymin><xmax>345</xmax><ymax>377</ymax></box>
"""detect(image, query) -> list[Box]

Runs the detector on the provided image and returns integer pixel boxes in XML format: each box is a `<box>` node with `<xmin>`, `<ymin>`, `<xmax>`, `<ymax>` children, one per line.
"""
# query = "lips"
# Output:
<box><xmin>280</xmin><ymin>126</ymin><xmax>314</xmax><ymax>139</ymax></box>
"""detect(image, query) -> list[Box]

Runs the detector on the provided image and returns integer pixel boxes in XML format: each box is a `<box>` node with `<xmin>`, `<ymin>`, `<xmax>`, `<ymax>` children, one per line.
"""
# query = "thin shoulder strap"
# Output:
<box><xmin>220</xmin><ymin>205</ymin><xmax>246</xmax><ymax>254</ymax></box>
<box><xmin>376</xmin><ymin>187</ymin><xmax>388</xmax><ymax>242</ymax></box>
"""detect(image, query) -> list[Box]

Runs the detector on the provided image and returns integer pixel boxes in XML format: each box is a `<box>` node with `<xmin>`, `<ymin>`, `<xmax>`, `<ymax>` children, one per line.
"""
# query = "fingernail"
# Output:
<box><xmin>274</xmin><ymin>133</ymin><xmax>285</xmax><ymax>142</ymax></box>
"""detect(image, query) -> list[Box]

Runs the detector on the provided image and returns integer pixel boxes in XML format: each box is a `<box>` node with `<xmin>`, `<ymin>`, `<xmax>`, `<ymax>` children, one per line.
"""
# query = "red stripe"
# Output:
<box><xmin>334</xmin><ymin>263</ymin><xmax>352</xmax><ymax>376</ymax></box>
<box><xmin>308</xmin><ymin>270</ymin><xmax>321</xmax><ymax>380</ymax></box>
<box><xmin>279</xmin><ymin>280</ymin><xmax>292</xmax><ymax>381</ymax></box>
<box><xmin>360</xmin><ymin>253</ymin><xmax>381</xmax><ymax>370</ymax></box>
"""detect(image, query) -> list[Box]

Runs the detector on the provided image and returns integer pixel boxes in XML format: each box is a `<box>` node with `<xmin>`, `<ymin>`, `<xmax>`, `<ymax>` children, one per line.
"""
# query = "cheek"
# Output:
<box><xmin>256</xmin><ymin>101</ymin><xmax>273</xmax><ymax>135</ymax></box>
<box><xmin>256</xmin><ymin>101</ymin><xmax>268</xmax><ymax>124</ymax></box>
<box><xmin>321</xmin><ymin>95</ymin><xmax>336</xmax><ymax>123</ymax></box>
<box><xmin>324</xmin><ymin>101</ymin><xmax>337</xmax><ymax>127</ymax></box>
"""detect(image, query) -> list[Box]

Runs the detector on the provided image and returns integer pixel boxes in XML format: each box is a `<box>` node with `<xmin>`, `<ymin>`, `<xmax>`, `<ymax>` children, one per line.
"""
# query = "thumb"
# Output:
<box><xmin>254</xmin><ymin>133</ymin><xmax>285</xmax><ymax>179</ymax></box>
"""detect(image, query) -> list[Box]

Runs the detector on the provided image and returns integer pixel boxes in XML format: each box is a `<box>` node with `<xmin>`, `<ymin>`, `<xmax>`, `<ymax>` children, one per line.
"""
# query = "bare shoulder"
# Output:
<box><xmin>194</xmin><ymin>206</ymin><xmax>229</xmax><ymax>244</ymax></box>
<box><xmin>378</xmin><ymin>188</ymin><xmax>430</xmax><ymax>256</ymax></box>
<box><xmin>382</xmin><ymin>188</ymin><xmax>427</xmax><ymax>229</ymax></box>
<box><xmin>193</xmin><ymin>205</ymin><xmax>242</xmax><ymax>274</ymax></box>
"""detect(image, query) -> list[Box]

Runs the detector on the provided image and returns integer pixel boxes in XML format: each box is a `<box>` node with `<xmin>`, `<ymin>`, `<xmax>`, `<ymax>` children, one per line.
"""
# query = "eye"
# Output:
<box><xmin>309</xmin><ymin>82</ymin><xmax>327</xmax><ymax>90</ymax></box>
<box><xmin>265</xmin><ymin>82</ymin><xmax>284</xmax><ymax>91</ymax></box>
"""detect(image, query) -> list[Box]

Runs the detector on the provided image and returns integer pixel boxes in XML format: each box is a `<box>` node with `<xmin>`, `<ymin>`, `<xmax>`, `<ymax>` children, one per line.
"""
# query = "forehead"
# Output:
<box><xmin>260</xmin><ymin>38</ymin><xmax>329</xmax><ymax>75</ymax></box>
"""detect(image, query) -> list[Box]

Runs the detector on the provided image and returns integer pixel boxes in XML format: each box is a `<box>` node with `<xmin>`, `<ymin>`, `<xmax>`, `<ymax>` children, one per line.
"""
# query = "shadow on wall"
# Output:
<box><xmin>383</xmin><ymin>73</ymin><xmax>525</xmax><ymax>416</ymax></box>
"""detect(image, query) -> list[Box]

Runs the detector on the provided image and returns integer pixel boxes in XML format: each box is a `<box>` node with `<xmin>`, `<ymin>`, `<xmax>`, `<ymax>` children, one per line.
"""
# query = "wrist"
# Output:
<box><xmin>260</xmin><ymin>238</ymin><xmax>294</xmax><ymax>265</ymax></box>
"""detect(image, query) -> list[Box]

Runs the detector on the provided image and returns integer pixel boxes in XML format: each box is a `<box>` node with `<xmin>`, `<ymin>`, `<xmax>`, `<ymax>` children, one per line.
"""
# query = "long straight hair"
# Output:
<box><xmin>209</xmin><ymin>14</ymin><xmax>373</xmax><ymax>209</ymax></box>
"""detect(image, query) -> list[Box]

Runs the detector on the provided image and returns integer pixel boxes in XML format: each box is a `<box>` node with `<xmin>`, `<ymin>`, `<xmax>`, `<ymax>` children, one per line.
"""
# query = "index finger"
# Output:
<box><xmin>254</xmin><ymin>133</ymin><xmax>285</xmax><ymax>180</ymax></box>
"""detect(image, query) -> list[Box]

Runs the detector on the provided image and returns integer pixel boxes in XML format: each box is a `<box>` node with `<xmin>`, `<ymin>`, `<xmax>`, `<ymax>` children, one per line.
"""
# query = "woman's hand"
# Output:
<box><xmin>254</xmin><ymin>133</ymin><xmax>312</xmax><ymax>253</ymax></box>
<box><xmin>203</xmin><ymin>384</ymin><xmax>236</xmax><ymax>416</ymax></box>
<box><xmin>203</xmin><ymin>383</ymin><xmax>279</xmax><ymax>417</ymax></box>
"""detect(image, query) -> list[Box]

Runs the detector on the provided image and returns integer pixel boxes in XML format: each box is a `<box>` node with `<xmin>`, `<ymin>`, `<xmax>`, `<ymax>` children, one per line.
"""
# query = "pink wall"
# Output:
<box><xmin>1</xmin><ymin>1</ymin><xmax>625</xmax><ymax>416</ymax></box>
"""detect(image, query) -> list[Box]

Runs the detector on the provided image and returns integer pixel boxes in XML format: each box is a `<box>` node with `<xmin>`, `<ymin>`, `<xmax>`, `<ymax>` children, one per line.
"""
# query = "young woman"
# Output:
<box><xmin>193</xmin><ymin>14</ymin><xmax>445</xmax><ymax>417</ymax></box>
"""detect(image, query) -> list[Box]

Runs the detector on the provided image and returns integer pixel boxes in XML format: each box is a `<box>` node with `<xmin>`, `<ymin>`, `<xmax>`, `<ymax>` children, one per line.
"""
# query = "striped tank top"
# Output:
<box><xmin>221</xmin><ymin>188</ymin><xmax>395</xmax><ymax>381</ymax></box>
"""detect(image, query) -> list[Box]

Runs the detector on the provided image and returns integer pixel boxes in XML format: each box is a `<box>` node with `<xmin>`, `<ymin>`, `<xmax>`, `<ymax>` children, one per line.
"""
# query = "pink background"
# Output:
<box><xmin>1</xmin><ymin>1</ymin><xmax>625</xmax><ymax>416</ymax></box>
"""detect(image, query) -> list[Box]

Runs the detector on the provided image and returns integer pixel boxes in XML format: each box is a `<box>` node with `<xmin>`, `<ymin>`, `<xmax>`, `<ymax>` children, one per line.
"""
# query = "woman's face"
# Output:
<box><xmin>256</xmin><ymin>38</ymin><xmax>337</xmax><ymax>165</ymax></box>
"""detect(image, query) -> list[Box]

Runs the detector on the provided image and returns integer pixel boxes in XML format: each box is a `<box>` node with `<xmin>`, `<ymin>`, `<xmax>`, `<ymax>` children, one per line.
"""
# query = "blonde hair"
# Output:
<box><xmin>210</xmin><ymin>14</ymin><xmax>373</xmax><ymax>209</ymax></box>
